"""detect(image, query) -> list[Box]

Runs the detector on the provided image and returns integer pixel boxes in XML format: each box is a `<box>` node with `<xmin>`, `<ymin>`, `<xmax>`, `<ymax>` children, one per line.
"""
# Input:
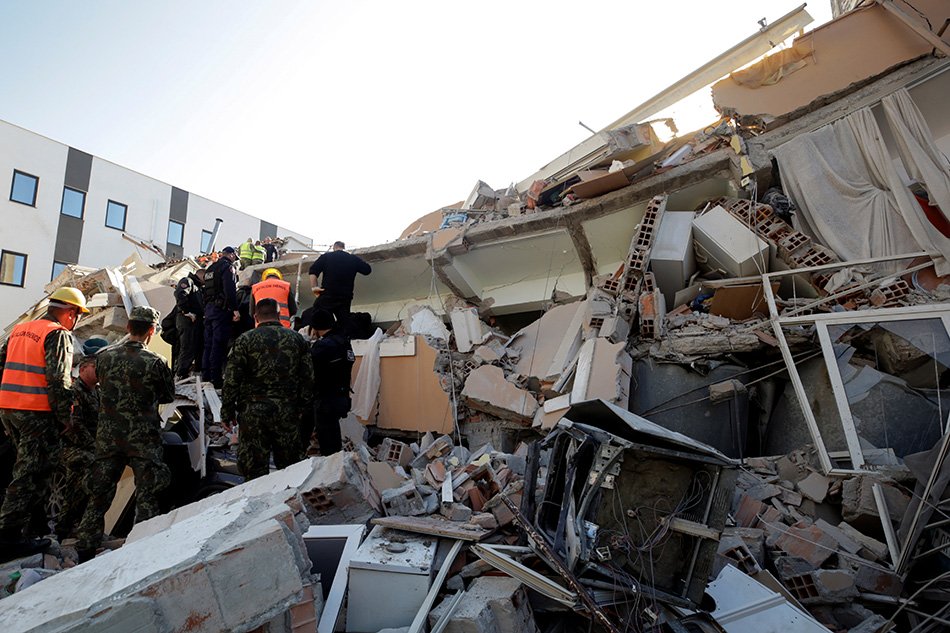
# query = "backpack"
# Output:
<box><xmin>160</xmin><ymin>305</ymin><xmax>178</xmax><ymax>344</ymax></box>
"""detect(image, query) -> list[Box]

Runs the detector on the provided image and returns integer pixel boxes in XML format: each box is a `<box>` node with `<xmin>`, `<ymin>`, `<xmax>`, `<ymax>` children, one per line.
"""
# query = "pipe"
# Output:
<box><xmin>207</xmin><ymin>218</ymin><xmax>224</xmax><ymax>253</ymax></box>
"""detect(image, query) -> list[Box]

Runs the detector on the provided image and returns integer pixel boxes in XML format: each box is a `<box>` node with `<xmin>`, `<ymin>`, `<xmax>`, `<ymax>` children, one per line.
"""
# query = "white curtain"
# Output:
<box><xmin>774</xmin><ymin>105</ymin><xmax>950</xmax><ymax>275</ymax></box>
<box><xmin>882</xmin><ymin>88</ymin><xmax>950</xmax><ymax>233</ymax></box>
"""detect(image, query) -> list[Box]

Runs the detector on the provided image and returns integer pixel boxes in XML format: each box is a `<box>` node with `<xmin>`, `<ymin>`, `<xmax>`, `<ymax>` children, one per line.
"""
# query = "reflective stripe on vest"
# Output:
<box><xmin>239</xmin><ymin>242</ymin><xmax>256</xmax><ymax>259</ymax></box>
<box><xmin>0</xmin><ymin>319</ymin><xmax>67</xmax><ymax>411</ymax></box>
<box><xmin>251</xmin><ymin>279</ymin><xmax>292</xmax><ymax>327</ymax></box>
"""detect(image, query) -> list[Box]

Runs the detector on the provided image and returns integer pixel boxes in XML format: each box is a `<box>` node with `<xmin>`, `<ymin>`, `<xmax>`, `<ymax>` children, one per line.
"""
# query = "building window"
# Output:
<box><xmin>167</xmin><ymin>220</ymin><xmax>184</xmax><ymax>246</ymax></box>
<box><xmin>51</xmin><ymin>261</ymin><xmax>68</xmax><ymax>281</ymax></box>
<box><xmin>200</xmin><ymin>229</ymin><xmax>214</xmax><ymax>253</ymax></box>
<box><xmin>105</xmin><ymin>200</ymin><xmax>127</xmax><ymax>230</ymax></box>
<box><xmin>10</xmin><ymin>170</ymin><xmax>38</xmax><ymax>206</ymax></box>
<box><xmin>61</xmin><ymin>187</ymin><xmax>86</xmax><ymax>219</ymax></box>
<box><xmin>0</xmin><ymin>250</ymin><xmax>27</xmax><ymax>287</ymax></box>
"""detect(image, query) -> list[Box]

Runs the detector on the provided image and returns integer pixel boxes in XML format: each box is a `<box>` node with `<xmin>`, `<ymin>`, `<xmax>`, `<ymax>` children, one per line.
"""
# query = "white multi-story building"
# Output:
<box><xmin>0</xmin><ymin>119</ymin><xmax>313</xmax><ymax>325</ymax></box>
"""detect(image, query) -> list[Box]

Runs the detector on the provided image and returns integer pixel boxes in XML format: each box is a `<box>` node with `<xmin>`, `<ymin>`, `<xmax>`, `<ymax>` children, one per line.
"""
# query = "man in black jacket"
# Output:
<box><xmin>174</xmin><ymin>268</ymin><xmax>205</xmax><ymax>379</ymax></box>
<box><xmin>201</xmin><ymin>247</ymin><xmax>240</xmax><ymax>388</ymax></box>
<box><xmin>302</xmin><ymin>310</ymin><xmax>353</xmax><ymax>455</ymax></box>
<box><xmin>308</xmin><ymin>241</ymin><xmax>371</xmax><ymax>328</ymax></box>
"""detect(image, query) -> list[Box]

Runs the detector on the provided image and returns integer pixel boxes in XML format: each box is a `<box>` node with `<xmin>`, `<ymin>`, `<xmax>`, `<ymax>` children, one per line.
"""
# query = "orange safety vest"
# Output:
<box><xmin>251</xmin><ymin>279</ymin><xmax>292</xmax><ymax>327</ymax></box>
<box><xmin>0</xmin><ymin>319</ymin><xmax>67</xmax><ymax>412</ymax></box>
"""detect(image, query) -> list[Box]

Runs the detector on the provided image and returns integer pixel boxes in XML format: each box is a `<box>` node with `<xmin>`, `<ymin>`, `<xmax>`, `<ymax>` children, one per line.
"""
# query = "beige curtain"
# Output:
<box><xmin>774</xmin><ymin>108</ymin><xmax>921</xmax><ymax>273</ymax></box>
<box><xmin>774</xmin><ymin>105</ymin><xmax>950</xmax><ymax>275</ymax></box>
<box><xmin>882</xmin><ymin>88</ymin><xmax>950</xmax><ymax>230</ymax></box>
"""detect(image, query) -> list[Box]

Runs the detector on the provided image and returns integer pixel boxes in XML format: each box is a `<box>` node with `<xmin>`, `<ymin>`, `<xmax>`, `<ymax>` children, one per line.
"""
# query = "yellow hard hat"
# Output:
<box><xmin>262</xmin><ymin>268</ymin><xmax>282</xmax><ymax>281</ymax></box>
<box><xmin>48</xmin><ymin>287</ymin><xmax>90</xmax><ymax>313</ymax></box>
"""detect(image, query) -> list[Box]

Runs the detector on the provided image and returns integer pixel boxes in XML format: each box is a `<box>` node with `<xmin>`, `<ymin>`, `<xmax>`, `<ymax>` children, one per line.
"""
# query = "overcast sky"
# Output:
<box><xmin>0</xmin><ymin>1</ymin><xmax>831</xmax><ymax>249</ymax></box>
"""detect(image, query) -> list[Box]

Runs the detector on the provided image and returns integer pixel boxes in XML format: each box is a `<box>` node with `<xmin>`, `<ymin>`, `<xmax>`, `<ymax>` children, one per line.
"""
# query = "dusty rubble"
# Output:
<box><xmin>2</xmin><ymin>3</ymin><xmax>950</xmax><ymax>632</ymax></box>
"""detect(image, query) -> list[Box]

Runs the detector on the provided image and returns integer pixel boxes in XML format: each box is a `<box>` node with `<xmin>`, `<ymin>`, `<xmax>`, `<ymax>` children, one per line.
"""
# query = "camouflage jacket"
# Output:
<box><xmin>96</xmin><ymin>341</ymin><xmax>174</xmax><ymax>434</ymax></box>
<box><xmin>221</xmin><ymin>321</ymin><xmax>314</xmax><ymax>420</ymax></box>
<box><xmin>66</xmin><ymin>378</ymin><xmax>99</xmax><ymax>450</ymax></box>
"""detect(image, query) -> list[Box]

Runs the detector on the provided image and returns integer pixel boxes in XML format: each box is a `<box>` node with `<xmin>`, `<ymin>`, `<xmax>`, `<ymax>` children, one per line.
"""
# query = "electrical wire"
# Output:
<box><xmin>644</xmin><ymin>349</ymin><xmax>824</xmax><ymax>416</ymax></box>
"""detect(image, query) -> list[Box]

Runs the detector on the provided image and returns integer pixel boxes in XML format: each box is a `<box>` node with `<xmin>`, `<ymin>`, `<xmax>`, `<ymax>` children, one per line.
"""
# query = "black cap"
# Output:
<box><xmin>221</xmin><ymin>246</ymin><xmax>236</xmax><ymax>255</ymax></box>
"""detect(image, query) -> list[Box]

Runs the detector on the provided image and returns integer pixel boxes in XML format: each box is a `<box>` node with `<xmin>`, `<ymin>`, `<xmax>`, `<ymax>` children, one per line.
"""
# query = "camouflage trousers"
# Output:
<box><xmin>55</xmin><ymin>446</ymin><xmax>94</xmax><ymax>538</ymax></box>
<box><xmin>237</xmin><ymin>400</ymin><xmax>304</xmax><ymax>481</ymax></box>
<box><xmin>0</xmin><ymin>410</ymin><xmax>60</xmax><ymax>537</ymax></box>
<box><xmin>76</xmin><ymin>425</ymin><xmax>170</xmax><ymax>550</ymax></box>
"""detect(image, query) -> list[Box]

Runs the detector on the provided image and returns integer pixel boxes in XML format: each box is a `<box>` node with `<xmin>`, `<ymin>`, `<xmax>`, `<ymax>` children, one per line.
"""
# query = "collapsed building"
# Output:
<box><xmin>2</xmin><ymin>2</ymin><xmax>950</xmax><ymax>632</ymax></box>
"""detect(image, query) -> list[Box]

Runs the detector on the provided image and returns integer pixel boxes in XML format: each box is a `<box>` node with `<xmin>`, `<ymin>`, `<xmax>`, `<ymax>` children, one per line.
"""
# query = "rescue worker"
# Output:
<box><xmin>76</xmin><ymin>306</ymin><xmax>174</xmax><ymax>562</ymax></box>
<box><xmin>251</xmin><ymin>240</ymin><xmax>266</xmax><ymax>266</ymax></box>
<box><xmin>308</xmin><ymin>241</ymin><xmax>371</xmax><ymax>330</ymax></box>
<box><xmin>263</xmin><ymin>237</ymin><xmax>278</xmax><ymax>263</ymax></box>
<box><xmin>221</xmin><ymin>298</ymin><xmax>314</xmax><ymax>480</ymax></box>
<box><xmin>303</xmin><ymin>310</ymin><xmax>354</xmax><ymax>455</ymax></box>
<box><xmin>202</xmin><ymin>247</ymin><xmax>239</xmax><ymax>388</ymax></box>
<box><xmin>250</xmin><ymin>268</ymin><xmax>296</xmax><ymax>328</ymax></box>
<box><xmin>0</xmin><ymin>287</ymin><xmax>87</xmax><ymax>562</ymax></box>
<box><xmin>238</xmin><ymin>238</ymin><xmax>256</xmax><ymax>269</ymax></box>
<box><xmin>174</xmin><ymin>268</ymin><xmax>205</xmax><ymax>379</ymax></box>
<box><xmin>56</xmin><ymin>348</ymin><xmax>101</xmax><ymax>539</ymax></box>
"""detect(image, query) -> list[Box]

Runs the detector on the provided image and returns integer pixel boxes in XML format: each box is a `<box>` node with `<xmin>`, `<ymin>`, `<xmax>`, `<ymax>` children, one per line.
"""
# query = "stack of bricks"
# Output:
<box><xmin>869</xmin><ymin>278</ymin><xmax>911</xmax><ymax>307</ymax></box>
<box><xmin>639</xmin><ymin>272</ymin><xmax>664</xmax><ymax>340</ymax></box>
<box><xmin>619</xmin><ymin>195</ymin><xmax>667</xmax><ymax>297</ymax></box>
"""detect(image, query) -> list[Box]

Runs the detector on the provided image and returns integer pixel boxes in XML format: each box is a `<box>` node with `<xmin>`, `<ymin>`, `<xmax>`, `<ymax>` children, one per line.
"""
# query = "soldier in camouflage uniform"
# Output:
<box><xmin>55</xmin><ymin>352</ymin><xmax>100</xmax><ymax>539</ymax></box>
<box><xmin>222</xmin><ymin>298</ymin><xmax>314</xmax><ymax>480</ymax></box>
<box><xmin>0</xmin><ymin>286</ymin><xmax>88</xmax><ymax>563</ymax></box>
<box><xmin>76</xmin><ymin>306</ymin><xmax>175</xmax><ymax>561</ymax></box>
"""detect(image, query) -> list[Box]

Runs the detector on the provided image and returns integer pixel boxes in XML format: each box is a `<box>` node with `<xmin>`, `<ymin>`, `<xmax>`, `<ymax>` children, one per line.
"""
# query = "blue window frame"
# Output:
<box><xmin>200</xmin><ymin>229</ymin><xmax>213</xmax><ymax>253</ymax></box>
<box><xmin>167</xmin><ymin>220</ymin><xmax>184</xmax><ymax>246</ymax></box>
<box><xmin>105</xmin><ymin>200</ymin><xmax>127</xmax><ymax>230</ymax></box>
<box><xmin>61</xmin><ymin>187</ymin><xmax>85</xmax><ymax>219</ymax></box>
<box><xmin>0</xmin><ymin>250</ymin><xmax>27</xmax><ymax>287</ymax></box>
<box><xmin>51</xmin><ymin>261</ymin><xmax>68</xmax><ymax>281</ymax></box>
<box><xmin>10</xmin><ymin>170</ymin><xmax>38</xmax><ymax>206</ymax></box>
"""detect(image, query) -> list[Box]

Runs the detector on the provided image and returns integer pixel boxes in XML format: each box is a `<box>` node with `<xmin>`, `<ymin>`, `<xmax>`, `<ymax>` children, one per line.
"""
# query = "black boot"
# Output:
<box><xmin>76</xmin><ymin>547</ymin><xmax>96</xmax><ymax>564</ymax></box>
<box><xmin>0</xmin><ymin>536</ymin><xmax>51</xmax><ymax>563</ymax></box>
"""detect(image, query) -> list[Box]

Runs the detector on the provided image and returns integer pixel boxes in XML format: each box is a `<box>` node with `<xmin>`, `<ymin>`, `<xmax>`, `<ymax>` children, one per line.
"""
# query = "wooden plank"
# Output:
<box><xmin>372</xmin><ymin>516</ymin><xmax>490</xmax><ymax>542</ymax></box>
<box><xmin>666</xmin><ymin>517</ymin><xmax>721</xmax><ymax>540</ymax></box>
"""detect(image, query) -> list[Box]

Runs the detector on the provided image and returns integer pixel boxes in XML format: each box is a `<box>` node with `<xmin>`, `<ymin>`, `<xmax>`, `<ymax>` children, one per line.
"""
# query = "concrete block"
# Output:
<box><xmin>79</xmin><ymin>597</ymin><xmax>165</xmax><ymax>632</ymax></box>
<box><xmin>469</xmin><ymin>512</ymin><xmax>497</xmax><ymax>531</ymax></box>
<box><xmin>440</xmin><ymin>503</ymin><xmax>473</xmax><ymax>523</ymax></box>
<box><xmin>0</xmin><ymin>496</ymin><xmax>314</xmax><ymax>633</ymax></box>
<box><xmin>814</xmin><ymin>519</ymin><xmax>861</xmax><ymax>555</ymax></box>
<box><xmin>382</xmin><ymin>482</ymin><xmax>427</xmax><ymax>517</ymax></box>
<box><xmin>428</xmin><ymin>576</ymin><xmax>538</xmax><ymax>633</ymax></box>
<box><xmin>129</xmin><ymin>454</ymin><xmax>376</xmax><ymax>543</ymax></box>
<box><xmin>812</xmin><ymin>569</ymin><xmax>857</xmax><ymax>601</ymax></box>
<box><xmin>766</xmin><ymin>521</ymin><xmax>837</xmax><ymax>567</ymax></box>
<box><xmin>379</xmin><ymin>438</ymin><xmax>412</xmax><ymax>467</ymax></box>
<box><xmin>853</xmin><ymin>563</ymin><xmax>902</xmax><ymax>596</ymax></box>
<box><xmin>836</xmin><ymin>522</ymin><xmax>888</xmax><ymax>562</ymax></box>
<box><xmin>841</xmin><ymin>476</ymin><xmax>910</xmax><ymax>525</ymax></box>
<box><xmin>773</xmin><ymin>556</ymin><xmax>816</xmax><ymax>582</ymax></box>
<box><xmin>797</xmin><ymin>471</ymin><xmax>831</xmax><ymax>504</ymax></box>
<box><xmin>734</xmin><ymin>494</ymin><xmax>766</xmax><ymax>528</ymax></box>
<box><xmin>461</xmin><ymin>365</ymin><xmax>539</xmax><ymax>424</ymax></box>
